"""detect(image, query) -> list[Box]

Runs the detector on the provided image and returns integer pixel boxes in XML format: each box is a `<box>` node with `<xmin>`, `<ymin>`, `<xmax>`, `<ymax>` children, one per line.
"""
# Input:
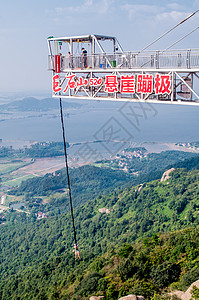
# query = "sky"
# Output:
<box><xmin>0</xmin><ymin>0</ymin><xmax>199</xmax><ymax>96</ymax></box>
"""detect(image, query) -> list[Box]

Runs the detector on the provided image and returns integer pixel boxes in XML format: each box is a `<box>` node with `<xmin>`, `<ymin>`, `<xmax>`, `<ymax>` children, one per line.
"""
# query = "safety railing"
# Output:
<box><xmin>48</xmin><ymin>49</ymin><xmax>199</xmax><ymax>71</ymax></box>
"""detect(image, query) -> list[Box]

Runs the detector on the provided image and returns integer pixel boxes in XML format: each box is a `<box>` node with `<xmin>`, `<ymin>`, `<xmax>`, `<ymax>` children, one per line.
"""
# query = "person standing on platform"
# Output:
<box><xmin>68</xmin><ymin>52</ymin><xmax>72</xmax><ymax>68</ymax></box>
<box><xmin>81</xmin><ymin>48</ymin><xmax>87</xmax><ymax>68</ymax></box>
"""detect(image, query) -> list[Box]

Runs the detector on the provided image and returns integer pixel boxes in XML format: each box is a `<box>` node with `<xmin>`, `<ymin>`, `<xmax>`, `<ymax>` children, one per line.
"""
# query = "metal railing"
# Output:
<box><xmin>48</xmin><ymin>49</ymin><xmax>199</xmax><ymax>71</ymax></box>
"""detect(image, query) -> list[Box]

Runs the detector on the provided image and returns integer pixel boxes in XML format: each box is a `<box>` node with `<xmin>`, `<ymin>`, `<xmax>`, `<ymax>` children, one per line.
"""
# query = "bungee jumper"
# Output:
<box><xmin>73</xmin><ymin>243</ymin><xmax>81</xmax><ymax>260</ymax></box>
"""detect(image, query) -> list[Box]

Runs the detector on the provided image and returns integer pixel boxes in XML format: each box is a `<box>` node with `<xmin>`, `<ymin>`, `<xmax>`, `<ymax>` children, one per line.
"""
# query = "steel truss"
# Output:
<box><xmin>48</xmin><ymin>34</ymin><xmax>199</xmax><ymax>106</ymax></box>
<box><xmin>53</xmin><ymin>69</ymin><xmax>199</xmax><ymax>106</ymax></box>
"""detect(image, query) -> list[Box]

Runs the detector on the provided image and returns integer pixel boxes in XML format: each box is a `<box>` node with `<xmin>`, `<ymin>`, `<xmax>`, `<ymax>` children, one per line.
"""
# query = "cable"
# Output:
<box><xmin>164</xmin><ymin>26</ymin><xmax>199</xmax><ymax>52</ymax></box>
<box><xmin>140</xmin><ymin>26</ymin><xmax>199</xmax><ymax>68</ymax></box>
<box><xmin>137</xmin><ymin>10</ymin><xmax>199</xmax><ymax>55</ymax></box>
<box><xmin>59</xmin><ymin>97</ymin><xmax>77</xmax><ymax>245</ymax></box>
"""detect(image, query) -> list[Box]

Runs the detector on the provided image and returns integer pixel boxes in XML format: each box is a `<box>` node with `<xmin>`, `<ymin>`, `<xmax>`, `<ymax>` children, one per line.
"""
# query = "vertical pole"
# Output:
<box><xmin>171</xmin><ymin>71</ymin><xmax>174</xmax><ymax>102</ymax></box>
<box><xmin>91</xmin><ymin>71</ymin><xmax>93</xmax><ymax>97</ymax></box>
<box><xmin>48</xmin><ymin>40</ymin><xmax>55</xmax><ymax>72</ymax></box>
<box><xmin>173</xmin><ymin>72</ymin><xmax>176</xmax><ymax>101</ymax></box>
<box><xmin>69</xmin><ymin>39</ymin><xmax>73</xmax><ymax>54</ymax></box>
<box><xmin>191</xmin><ymin>73</ymin><xmax>193</xmax><ymax>101</ymax></box>
<box><xmin>141</xmin><ymin>72</ymin><xmax>144</xmax><ymax>101</ymax></box>
<box><xmin>69</xmin><ymin>39</ymin><xmax>73</xmax><ymax>69</ymax></box>
<box><xmin>92</xmin><ymin>37</ymin><xmax>95</xmax><ymax>68</ymax></box>
<box><xmin>113</xmin><ymin>38</ymin><xmax>116</xmax><ymax>65</ymax></box>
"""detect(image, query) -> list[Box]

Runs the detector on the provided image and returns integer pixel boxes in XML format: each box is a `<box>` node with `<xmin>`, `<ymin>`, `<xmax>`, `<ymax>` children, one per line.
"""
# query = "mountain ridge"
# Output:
<box><xmin>0</xmin><ymin>97</ymin><xmax>82</xmax><ymax>112</ymax></box>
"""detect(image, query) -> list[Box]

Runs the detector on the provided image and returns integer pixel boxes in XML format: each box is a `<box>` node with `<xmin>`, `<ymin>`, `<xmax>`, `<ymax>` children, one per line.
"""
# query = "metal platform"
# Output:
<box><xmin>47</xmin><ymin>34</ymin><xmax>199</xmax><ymax>105</ymax></box>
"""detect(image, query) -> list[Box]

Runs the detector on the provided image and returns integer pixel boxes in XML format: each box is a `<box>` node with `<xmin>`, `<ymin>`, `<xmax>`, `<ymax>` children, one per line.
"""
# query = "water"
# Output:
<box><xmin>0</xmin><ymin>100</ymin><xmax>199</xmax><ymax>153</ymax></box>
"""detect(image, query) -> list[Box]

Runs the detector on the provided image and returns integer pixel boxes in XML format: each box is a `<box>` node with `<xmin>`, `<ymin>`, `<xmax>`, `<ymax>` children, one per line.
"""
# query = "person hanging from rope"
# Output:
<box><xmin>73</xmin><ymin>243</ymin><xmax>81</xmax><ymax>260</ymax></box>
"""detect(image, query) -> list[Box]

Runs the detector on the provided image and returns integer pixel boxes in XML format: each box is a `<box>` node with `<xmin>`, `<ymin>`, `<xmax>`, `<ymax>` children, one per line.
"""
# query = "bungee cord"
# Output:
<box><xmin>59</xmin><ymin>97</ymin><xmax>77</xmax><ymax>245</ymax></box>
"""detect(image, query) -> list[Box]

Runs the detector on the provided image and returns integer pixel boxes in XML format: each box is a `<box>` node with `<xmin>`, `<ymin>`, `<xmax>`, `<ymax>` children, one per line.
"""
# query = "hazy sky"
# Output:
<box><xmin>0</xmin><ymin>0</ymin><xmax>199</xmax><ymax>95</ymax></box>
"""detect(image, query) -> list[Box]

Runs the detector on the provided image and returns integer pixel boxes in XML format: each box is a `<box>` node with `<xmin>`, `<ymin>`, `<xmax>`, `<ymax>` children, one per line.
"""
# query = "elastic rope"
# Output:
<box><xmin>59</xmin><ymin>98</ymin><xmax>77</xmax><ymax>244</ymax></box>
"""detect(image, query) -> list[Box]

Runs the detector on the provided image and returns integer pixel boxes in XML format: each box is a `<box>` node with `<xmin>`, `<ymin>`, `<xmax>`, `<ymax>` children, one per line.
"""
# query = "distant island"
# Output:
<box><xmin>0</xmin><ymin>97</ymin><xmax>82</xmax><ymax>112</ymax></box>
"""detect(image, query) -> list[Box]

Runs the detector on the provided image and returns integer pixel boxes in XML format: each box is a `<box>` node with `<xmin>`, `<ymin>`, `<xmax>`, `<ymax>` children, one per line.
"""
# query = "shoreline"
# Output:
<box><xmin>140</xmin><ymin>142</ymin><xmax>199</xmax><ymax>154</ymax></box>
<box><xmin>0</xmin><ymin>138</ymin><xmax>199</xmax><ymax>153</ymax></box>
<box><xmin>1</xmin><ymin>139</ymin><xmax>199</xmax><ymax>154</ymax></box>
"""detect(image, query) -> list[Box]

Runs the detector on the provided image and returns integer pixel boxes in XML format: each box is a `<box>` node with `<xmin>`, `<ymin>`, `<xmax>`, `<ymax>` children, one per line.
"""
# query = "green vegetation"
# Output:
<box><xmin>0</xmin><ymin>161</ymin><xmax>31</xmax><ymax>176</ymax></box>
<box><xmin>1</xmin><ymin>147</ymin><xmax>199</xmax><ymax>299</ymax></box>
<box><xmin>0</xmin><ymin>146</ymin><xmax>14</xmax><ymax>158</ymax></box>
<box><xmin>0</xmin><ymin>167</ymin><xmax>199</xmax><ymax>299</ymax></box>
<box><xmin>7</xmin><ymin>151</ymin><xmax>198</xmax><ymax>216</ymax></box>
<box><xmin>0</xmin><ymin>155</ymin><xmax>33</xmax><ymax>189</ymax></box>
<box><xmin>3</xmin><ymin>174</ymin><xmax>35</xmax><ymax>188</ymax></box>
<box><xmin>173</xmin><ymin>155</ymin><xmax>199</xmax><ymax>171</ymax></box>
<box><xmin>7</xmin><ymin>165</ymin><xmax>132</xmax><ymax>214</ymax></box>
<box><xmin>0</xmin><ymin>142</ymin><xmax>69</xmax><ymax>189</ymax></box>
<box><xmin>191</xmin><ymin>286</ymin><xmax>199</xmax><ymax>299</ymax></box>
<box><xmin>97</xmin><ymin>148</ymin><xmax>196</xmax><ymax>175</ymax></box>
<box><xmin>24</xmin><ymin>142</ymin><xmax>69</xmax><ymax>158</ymax></box>
<box><xmin>0</xmin><ymin>142</ymin><xmax>69</xmax><ymax>160</ymax></box>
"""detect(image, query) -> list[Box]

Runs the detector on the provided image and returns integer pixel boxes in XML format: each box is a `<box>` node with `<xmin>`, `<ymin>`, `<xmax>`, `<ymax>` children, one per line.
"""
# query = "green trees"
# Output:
<box><xmin>191</xmin><ymin>286</ymin><xmax>199</xmax><ymax>299</ymax></box>
<box><xmin>1</xmin><ymin>167</ymin><xmax>199</xmax><ymax>298</ymax></box>
<box><xmin>24</xmin><ymin>142</ymin><xmax>69</xmax><ymax>158</ymax></box>
<box><xmin>76</xmin><ymin>272</ymin><xmax>102</xmax><ymax>297</ymax></box>
<box><xmin>150</xmin><ymin>262</ymin><xmax>181</xmax><ymax>289</ymax></box>
<box><xmin>178</xmin><ymin>268</ymin><xmax>199</xmax><ymax>291</ymax></box>
<box><xmin>117</xmin><ymin>243</ymin><xmax>133</xmax><ymax>258</ymax></box>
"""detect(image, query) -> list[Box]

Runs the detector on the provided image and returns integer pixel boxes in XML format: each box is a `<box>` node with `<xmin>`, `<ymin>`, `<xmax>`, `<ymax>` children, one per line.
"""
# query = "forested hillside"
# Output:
<box><xmin>173</xmin><ymin>154</ymin><xmax>199</xmax><ymax>170</ymax></box>
<box><xmin>1</xmin><ymin>167</ymin><xmax>199</xmax><ymax>299</ymax></box>
<box><xmin>8</xmin><ymin>165</ymin><xmax>132</xmax><ymax>212</ymax></box>
<box><xmin>98</xmin><ymin>149</ymin><xmax>196</xmax><ymax>174</ymax></box>
<box><xmin>8</xmin><ymin>151</ymin><xmax>198</xmax><ymax>215</ymax></box>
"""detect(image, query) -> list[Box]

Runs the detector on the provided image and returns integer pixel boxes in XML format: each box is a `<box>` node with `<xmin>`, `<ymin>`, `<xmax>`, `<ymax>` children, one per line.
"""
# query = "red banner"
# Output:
<box><xmin>53</xmin><ymin>73</ymin><xmax>171</xmax><ymax>95</ymax></box>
